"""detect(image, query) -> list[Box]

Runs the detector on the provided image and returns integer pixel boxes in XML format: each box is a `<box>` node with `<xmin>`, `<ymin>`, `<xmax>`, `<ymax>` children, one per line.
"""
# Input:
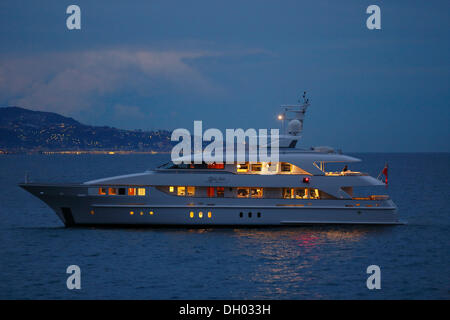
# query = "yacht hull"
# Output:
<box><xmin>20</xmin><ymin>184</ymin><xmax>401</xmax><ymax>227</ymax></box>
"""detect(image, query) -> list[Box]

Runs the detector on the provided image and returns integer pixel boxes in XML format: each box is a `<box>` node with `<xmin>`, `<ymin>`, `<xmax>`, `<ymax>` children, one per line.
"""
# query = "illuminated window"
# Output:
<box><xmin>208</xmin><ymin>211</ymin><xmax>212</xmax><ymax>218</ymax></box>
<box><xmin>189</xmin><ymin>211</ymin><xmax>194</xmax><ymax>218</ymax></box>
<box><xmin>217</xmin><ymin>187</ymin><xmax>224</xmax><ymax>198</ymax></box>
<box><xmin>140</xmin><ymin>211</ymin><xmax>144</xmax><ymax>216</ymax></box>
<box><xmin>138</xmin><ymin>188</ymin><xmax>146</xmax><ymax>196</ymax></box>
<box><xmin>207</xmin><ymin>187</ymin><xmax>215</xmax><ymax>197</ymax></box>
<box><xmin>281</xmin><ymin>162</ymin><xmax>292</xmax><ymax>172</ymax></box>
<box><xmin>250</xmin><ymin>188</ymin><xmax>263</xmax><ymax>198</ymax></box>
<box><xmin>187</xmin><ymin>186</ymin><xmax>195</xmax><ymax>196</ymax></box>
<box><xmin>109</xmin><ymin>188</ymin><xmax>117</xmax><ymax>195</ymax></box>
<box><xmin>237</xmin><ymin>188</ymin><xmax>250</xmax><ymax>198</ymax></box>
<box><xmin>128</xmin><ymin>188</ymin><xmax>136</xmax><ymax>196</ymax></box>
<box><xmin>90</xmin><ymin>210</ymin><xmax>95</xmax><ymax>215</ymax></box>
<box><xmin>207</xmin><ymin>163</ymin><xmax>224</xmax><ymax>169</ymax></box>
<box><xmin>282</xmin><ymin>188</ymin><xmax>294</xmax><ymax>199</ymax></box>
<box><xmin>199</xmin><ymin>211</ymin><xmax>203</xmax><ymax>218</ymax></box>
<box><xmin>149</xmin><ymin>211</ymin><xmax>154</xmax><ymax>215</ymax></box>
<box><xmin>295</xmin><ymin>188</ymin><xmax>308</xmax><ymax>199</ymax></box>
<box><xmin>98</xmin><ymin>188</ymin><xmax>107</xmax><ymax>195</ymax></box>
<box><xmin>313</xmin><ymin>189</ymin><xmax>320</xmax><ymax>199</ymax></box>
<box><xmin>130</xmin><ymin>211</ymin><xmax>134</xmax><ymax>215</ymax></box>
<box><xmin>177</xmin><ymin>186</ymin><xmax>186</xmax><ymax>196</ymax></box>
<box><xmin>237</xmin><ymin>163</ymin><xmax>249</xmax><ymax>172</ymax></box>
<box><xmin>169</xmin><ymin>186</ymin><xmax>174</xmax><ymax>192</ymax></box>
<box><xmin>251</xmin><ymin>163</ymin><xmax>262</xmax><ymax>172</ymax></box>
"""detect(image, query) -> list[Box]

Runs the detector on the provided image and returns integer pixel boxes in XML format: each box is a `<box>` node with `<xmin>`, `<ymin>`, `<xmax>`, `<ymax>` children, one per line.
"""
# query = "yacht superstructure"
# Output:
<box><xmin>20</xmin><ymin>96</ymin><xmax>400</xmax><ymax>226</ymax></box>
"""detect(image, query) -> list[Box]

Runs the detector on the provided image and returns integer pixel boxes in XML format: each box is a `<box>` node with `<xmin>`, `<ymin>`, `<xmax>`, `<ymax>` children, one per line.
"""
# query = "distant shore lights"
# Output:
<box><xmin>171</xmin><ymin>121</ymin><xmax>279</xmax><ymax>164</ymax></box>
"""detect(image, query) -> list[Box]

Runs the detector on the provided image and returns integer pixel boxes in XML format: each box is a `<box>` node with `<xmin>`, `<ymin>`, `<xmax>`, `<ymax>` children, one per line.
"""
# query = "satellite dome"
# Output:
<box><xmin>288</xmin><ymin>119</ymin><xmax>302</xmax><ymax>135</ymax></box>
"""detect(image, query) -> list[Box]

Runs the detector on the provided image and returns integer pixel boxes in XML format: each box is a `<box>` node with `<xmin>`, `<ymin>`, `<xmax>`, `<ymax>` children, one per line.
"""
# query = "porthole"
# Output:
<box><xmin>130</xmin><ymin>211</ymin><xmax>134</xmax><ymax>215</ymax></box>
<box><xmin>239</xmin><ymin>212</ymin><xmax>243</xmax><ymax>218</ymax></box>
<box><xmin>257</xmin><ymin>212</ymin><xmax>261</xmax><ymax>218</ymax></box>
<box><xmin>149</xmin><ymin>211</ymin><xmax>154</xmax><ymax>215</ymax></box>
<box><xmin>248</xmin><ymin>212</ymin><xmax>252</xmax><ymax>218</ymax></box>
<box><xmin>208</xmin><ymin>211</ymin><xmax>212</xmax><ymax>218</ymax></box>
<box><xmin>199</xmin><ymin>211</ymin><xmax>203</xmax><ymax>218</ymax></box>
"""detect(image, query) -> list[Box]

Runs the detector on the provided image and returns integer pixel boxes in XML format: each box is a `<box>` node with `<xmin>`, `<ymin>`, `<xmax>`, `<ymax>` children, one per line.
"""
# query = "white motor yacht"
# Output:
<box><xmin>20</xmin><ymin>97</ymin><xmax>400</xmax><ymax>226</ymax></box>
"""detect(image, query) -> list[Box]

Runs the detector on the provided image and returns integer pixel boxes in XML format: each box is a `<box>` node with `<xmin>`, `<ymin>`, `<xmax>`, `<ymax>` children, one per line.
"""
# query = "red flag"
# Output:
<box><xmin>382</xmin><ymin>163</ymin><xmax>388</xmax><ymax>185</ymax></box>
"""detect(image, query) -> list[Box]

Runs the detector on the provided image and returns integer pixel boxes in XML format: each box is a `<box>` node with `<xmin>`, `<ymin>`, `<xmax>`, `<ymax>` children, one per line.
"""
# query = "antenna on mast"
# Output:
<box><xmin>278</xmin><ymin>91</ymin><xmax>311</xmax><ymax>148</ymax></box>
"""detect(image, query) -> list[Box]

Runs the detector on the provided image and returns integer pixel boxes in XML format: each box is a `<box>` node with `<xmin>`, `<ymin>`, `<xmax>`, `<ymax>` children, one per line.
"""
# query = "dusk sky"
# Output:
<box><xmin>0</xmin><ymin>0</ymin><xmax>449</xmax><ymax>152</ymax></box>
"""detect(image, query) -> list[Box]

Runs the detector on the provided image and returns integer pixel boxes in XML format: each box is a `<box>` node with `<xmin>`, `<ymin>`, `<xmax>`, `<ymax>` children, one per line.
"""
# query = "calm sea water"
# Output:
<box><xmin>0</xmin><ymin>153</ymin><xmax>449</xmax><ymax>299</ymax></box>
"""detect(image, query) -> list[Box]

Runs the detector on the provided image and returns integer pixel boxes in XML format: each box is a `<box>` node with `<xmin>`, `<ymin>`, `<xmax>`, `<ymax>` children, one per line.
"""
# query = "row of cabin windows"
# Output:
<box><xmin>168</xmin><ymin>186</ymin><xmax>225</xmax><ymax>197</ymax></box>
<box><xmin>98</xmin><ymin>187</ymin><xmax>146</xmax><ymax>196</ymax></box>
<box><xmin>236</xmin><ymin>162</ymin><xmax>292</xmax><ymax>173</ymax></box>
<box><xmin>169</xmin><ymin>162</ymin><xmax>296</xmax><ymax>173</ymax></box>
<box><xmin>169</xmin><ymin>186</ymin><xmax>196</xmax><ymax>196</ymax></box>
<box><xmin>237</xmin><ymin>188</ymin><xmax>263</xmax><ymax>198</ymax></box>
<box><xmin>282</xmin><ymin>188</ymin><xmax>320</xmax><ymax>199</ymax></box>
<box><xmin>169</xmin><ymin>163</ymin><xmax>225</xmax><ymax>169</ymax></box>
<box><xmin>164</xmin><ymin>186</ymin><xmax>325</xmax><ymax>199</ymax></box>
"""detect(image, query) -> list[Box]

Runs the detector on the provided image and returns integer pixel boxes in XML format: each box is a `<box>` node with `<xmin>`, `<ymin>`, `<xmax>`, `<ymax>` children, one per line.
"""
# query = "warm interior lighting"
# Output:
<box><xmin>314</xmin><ymin>189</ymin><xmax>320</xmax><ymax>199</ymax></box>
<box><xmin>282</xmin><ymin>187</ymin><xmax>322</xmax><ymax>199</ymax></box>
<box><xmin>237</xmin><ymin>188</ymin><xmax>250</xmax><ymax>198</ymax></box>
<box><xmin>140</xmin><ymin>211</ymin><xmax>143</xmax><ymax>216</ymax></box>
<box><xmin>128</xmin><ymin>188</ymin><xmax>136</xmax><ymax>196</ymax></box>
<box><xmin>169</xmin><ymin>186</ymin><xmax>174</xmax><ymax>192</ymax></box>
<box><xmin>251</xmin><ymin>163</ymin><xmax>262</xmax><ymax>172</ymax></box>
<box><xmin>281</xmin><ymin>162</ymin><xmax>292</xmax><ymax>172</ymax></box>
<box><xmin>189</xmin><ymin>211</ymin><xmax>194</xmax><ymax>218</ymax></box>
<box><xmin>237</xmin><ymin>163</ymin><xmax>249</xmax><ymax>173</ymax></box>
<box><xmin>187</xmin><ymin>186</ymin><xmax>195</xmax><ymax>196</ymax></box>
<box><xmin>149</xmin><ymin>211</ymin><xmax>154</xmax><ymax>215</ymax></box>
<box><xmin>199</xmin><ymin>211</ymin><xmax>203</xmax><ymax>218</ymax></box>
<box><xmin>250</xmin><ymin>188</ymin><xmax>263</xmax><ymax>198</ymax></box>
<box><xmin>109</xmin><ymin>188</ymin><xmax>117</xmax><ymax>195</ymax></box>
<box><xmin>90</xmin><ymin>210</ymin><xmax>95</xmax><ymax>215</ymax></box>
<box><xmin>98</xmin><ymin>188</ymin><xmax>106</xmax><ymax>195</ymax></box>
<box><xmin>130</xmin><ymin>211</ymin><xmax>134</xmax><ymax>215</ymax></box>
<box><xmin>208</xmin><ymin>211</ymin><xmax>212</xmax><ymax>218</ymax></box>
<box><xmin>177</xmin><ymin>186</ymin><xmax>186</xmax><ymax>196</ymax></box>
<box><xmin>207</xmin><ymin>187</ymin><xmax>215</xmax><ymax>197</ymax></box>
<box><xmin>138</xmin><ymin>188</ymin><xmax>146</xmax><ymax>196</ymax></box>
<box><xmin>207</xmin><ymin>163</ymin><xmax>224</xmax><ymax>169</ymax></box>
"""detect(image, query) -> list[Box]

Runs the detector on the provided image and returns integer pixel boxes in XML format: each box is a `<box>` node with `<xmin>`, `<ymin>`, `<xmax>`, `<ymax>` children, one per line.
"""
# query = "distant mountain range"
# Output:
<box><xmin>0</xmin><ymin>107</ymin><xmax>174</xmax><ymax>153</ymax></box>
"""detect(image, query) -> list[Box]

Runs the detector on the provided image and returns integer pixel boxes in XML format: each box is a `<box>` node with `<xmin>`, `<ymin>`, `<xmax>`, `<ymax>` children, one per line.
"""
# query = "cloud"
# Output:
<box><xmin>0</xmin><ymin>49</ymin><xmax>222</xmax><ymax>115</ymax></box>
